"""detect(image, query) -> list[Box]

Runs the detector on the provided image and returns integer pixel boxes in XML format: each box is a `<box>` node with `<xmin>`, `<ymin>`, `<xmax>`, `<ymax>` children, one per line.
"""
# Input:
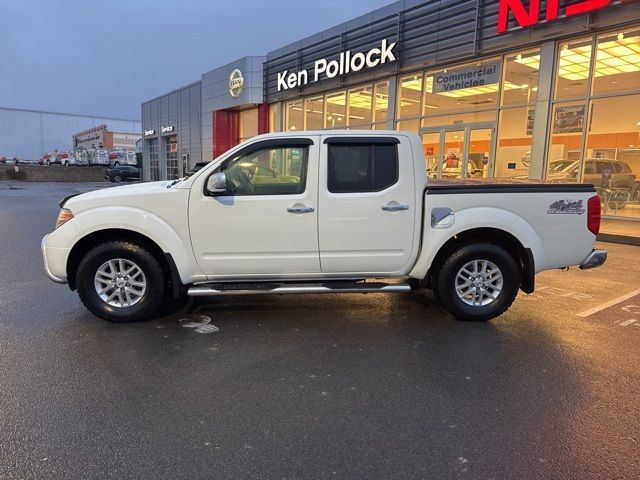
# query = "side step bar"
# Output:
<box><xmin>187</xmin><ymin>281</ymin><xmax>412</xmax><ymax>297</ymax></box>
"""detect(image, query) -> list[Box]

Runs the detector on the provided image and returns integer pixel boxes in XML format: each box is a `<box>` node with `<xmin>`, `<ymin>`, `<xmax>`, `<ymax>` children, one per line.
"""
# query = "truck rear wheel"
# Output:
<box><xmin>433</xmin><ymin>242</ymin><xmax>520</xmax><ymax>321</ymax></box>
<box><xmin>76</xmin><ymin>241</ymin><xmax>165</xmax><ymax>322</ymax></box>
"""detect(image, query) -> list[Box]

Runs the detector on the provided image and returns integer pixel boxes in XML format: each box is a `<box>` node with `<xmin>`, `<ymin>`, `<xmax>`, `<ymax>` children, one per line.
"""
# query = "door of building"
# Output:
<box><xmin>420</xmin><ymin>124</ymin><xmax>496</xmax><ymax>180</ymax></box>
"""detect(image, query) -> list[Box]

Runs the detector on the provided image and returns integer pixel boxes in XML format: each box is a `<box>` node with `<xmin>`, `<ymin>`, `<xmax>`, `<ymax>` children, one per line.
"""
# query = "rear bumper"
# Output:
<box><xmin>41</xmin><ymin>235</ymin><xmax>68</xmax><ymax>284</ymax></box>
<box><xmin>579</xmin><ymin>249</ymin><xmax>608</xmax><ymax>270</ymax></box>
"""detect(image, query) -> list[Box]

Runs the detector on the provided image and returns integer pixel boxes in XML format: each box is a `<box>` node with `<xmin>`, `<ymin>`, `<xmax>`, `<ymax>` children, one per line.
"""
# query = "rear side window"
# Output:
<box><xmin>327</xmin><ymin>144</ymin><xmax>398</xmax><ymax>193</ymax></box>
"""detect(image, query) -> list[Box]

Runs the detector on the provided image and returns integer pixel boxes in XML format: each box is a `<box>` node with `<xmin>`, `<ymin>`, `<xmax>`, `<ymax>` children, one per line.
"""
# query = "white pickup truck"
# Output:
<box><xmin>42</xmin><ymin>131</ymin><xmax>606</xmax><ymax>323</ymax></box>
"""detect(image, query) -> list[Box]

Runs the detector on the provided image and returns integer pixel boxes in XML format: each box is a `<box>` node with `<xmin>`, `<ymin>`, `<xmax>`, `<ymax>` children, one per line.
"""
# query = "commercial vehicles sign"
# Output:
<box><xmin>277</xmin><ymin>39</ymin><xmax>397</xmax><ymax>92</ymax></box>
<box><xmin>433</xmin><ymin>62</ymin><xmax>500</xmax><ymax>93</ymax></box>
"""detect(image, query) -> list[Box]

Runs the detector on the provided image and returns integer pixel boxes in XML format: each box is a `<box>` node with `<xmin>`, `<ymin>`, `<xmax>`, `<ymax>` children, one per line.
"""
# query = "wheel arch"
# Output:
<box><xmin>425</xmin><ymin>227</ymin><xmax>535</xmax><ymax>294</ymax></box>
<box><xmin>66</xmin><ymin>228</ymin><xmax>183</xmax><ymax>296</ymax></box>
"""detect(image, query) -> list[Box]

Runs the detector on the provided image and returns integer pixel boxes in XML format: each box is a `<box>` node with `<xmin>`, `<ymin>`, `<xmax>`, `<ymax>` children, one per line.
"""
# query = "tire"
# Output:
<box><xmin>76</xmin><ymin>241</ymin><xmax>165</xmax><ymax>322</ymax></box>
<box><xmin>432</xmin><ymin>242</ymin><xmax>521</xmax><ymax>322</ymax></box>
<box><xmin>63</xmin><ymin>161</ymin><xmax>69</xmax><ymax>167</ymax></box>
<box><xmin>45</xmin><ymin>160</ymin><xmax>50</xmax><ymax>166</ymax></box>
<box><xmin>113</xmin><ymin>174</ymin><xmax>122</xmax><ymax>183</ymax></box>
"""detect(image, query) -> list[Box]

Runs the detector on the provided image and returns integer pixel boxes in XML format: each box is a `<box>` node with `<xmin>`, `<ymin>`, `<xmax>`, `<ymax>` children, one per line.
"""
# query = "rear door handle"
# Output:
<box><xmin>382</xmin><ymin>202</ymin><xmax>410</xmax><ymax>212</ymax></box>
<box><xmin>287</xmin><ymin>204</ymin><xmax>315</xmax><ymax>214</ymax></box>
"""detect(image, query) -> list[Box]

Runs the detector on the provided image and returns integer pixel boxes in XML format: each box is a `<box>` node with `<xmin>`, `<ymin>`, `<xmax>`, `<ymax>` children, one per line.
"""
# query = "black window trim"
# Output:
<box><xmin>327</xmin><ymin>143</ymin><xmax>399</xmax><ymax>194</ymax></box>
<box><xmin>204</xmin><ymin>138</ymin><xmax>314</xmax><ymax>197</ymax></box>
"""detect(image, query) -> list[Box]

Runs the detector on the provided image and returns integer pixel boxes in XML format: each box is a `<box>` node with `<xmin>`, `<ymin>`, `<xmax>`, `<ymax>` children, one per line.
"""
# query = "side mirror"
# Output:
<box><xmin>206</xmin><ymin>172</ymin><xmax>227</xmax><ymax>195</ymax></box>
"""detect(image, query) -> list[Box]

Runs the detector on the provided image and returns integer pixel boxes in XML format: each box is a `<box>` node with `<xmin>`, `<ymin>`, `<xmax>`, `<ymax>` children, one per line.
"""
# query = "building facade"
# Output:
<box><xmin>142</xmin><ymin>0</ymin><xmax>640</xmax><ymax>224</ymax></box>
<box><xmin>72</xmin><ymin>124</ymin><xmax>141</xmax><ymax>150</ymax></box>
<box><xmin>0</xmin><ymin>107</ymin><xmax>140</xmax><ymax>161</ymax></box>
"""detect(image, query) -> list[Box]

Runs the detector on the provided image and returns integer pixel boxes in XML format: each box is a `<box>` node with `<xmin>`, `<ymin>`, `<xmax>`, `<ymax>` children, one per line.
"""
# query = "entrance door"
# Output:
<box><xmin>420</xmin><ymin>124</ymin><xmax>496</xmax><ymax>179</ymax></box>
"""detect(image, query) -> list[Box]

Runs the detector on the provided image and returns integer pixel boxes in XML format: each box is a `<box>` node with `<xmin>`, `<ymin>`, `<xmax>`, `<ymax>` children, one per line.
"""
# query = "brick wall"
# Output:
<box><xmin>0</xmin><ymin>165</ymin><xmax>107</xmax><ymax>182</ymax></box>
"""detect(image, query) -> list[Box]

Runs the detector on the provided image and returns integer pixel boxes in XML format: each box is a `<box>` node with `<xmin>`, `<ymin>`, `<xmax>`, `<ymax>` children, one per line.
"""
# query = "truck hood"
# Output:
<box><xmin>64</xmin><ymin>181</ymin><xmax>174</xmax><ymax>210</ymax></box>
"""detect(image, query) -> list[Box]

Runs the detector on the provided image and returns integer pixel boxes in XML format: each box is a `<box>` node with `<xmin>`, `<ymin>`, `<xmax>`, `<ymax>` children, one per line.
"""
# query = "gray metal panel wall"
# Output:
<box><xmin>141</xmin><ymin>81</ymin><xmax>202</xmax><ymax>181</ymax></box>
<box><xmin>265</xmin><ymin>0</ymin><xmax>639</xmax><ymax>102</ymax></box>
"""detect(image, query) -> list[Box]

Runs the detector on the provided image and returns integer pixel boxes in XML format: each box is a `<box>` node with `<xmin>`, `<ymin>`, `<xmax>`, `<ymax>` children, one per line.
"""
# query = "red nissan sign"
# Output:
<box><xmin>497</xmin><ymin>0</ymin><xmax>621</xmax><ymax>33</ymax></box>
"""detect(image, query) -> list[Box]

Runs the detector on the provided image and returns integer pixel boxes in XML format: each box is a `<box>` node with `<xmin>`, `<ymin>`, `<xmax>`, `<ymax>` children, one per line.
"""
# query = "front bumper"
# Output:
<box><xmin>579</xmin><ymin>249</ymin><xmax>608</xmax><ymax>270</ymax></box>
<box><xmin>41</xmin><ymin>234</ymin><xmax>68</xmax><ymax>284</ymax></box>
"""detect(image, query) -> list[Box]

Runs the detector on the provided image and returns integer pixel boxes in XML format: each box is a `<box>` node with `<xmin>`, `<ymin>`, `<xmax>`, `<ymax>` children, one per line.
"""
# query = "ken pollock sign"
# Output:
<box><xmin>277</xmin><ymin>39</ymin><xmax>397</xmax><ymax>92</ymax></box>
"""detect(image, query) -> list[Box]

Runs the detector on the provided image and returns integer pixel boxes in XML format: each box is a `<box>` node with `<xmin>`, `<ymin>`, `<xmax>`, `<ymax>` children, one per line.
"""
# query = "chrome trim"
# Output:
<box><xmin>382</xmin><ymin>202</ymin><xmax>409</xmax><ymax>212</ymax></box>
<box><xmin>287</xmin><ymin>205</ymin><xmax>315</xmax><ymax>214</ymax></box>
<box><xmin>579</xmin><ymin>249</ymin><xmax>608</xmax><ymax>270</ymax></box>
<box><xmin>41</xmin><ymin>235</ymin><xmax>67</xmax><ymax>284</ymax></box>
<box><xmin>188</xmin><ymin>284</ymin><xmax>411</xmax><ymax>297</ymax></box>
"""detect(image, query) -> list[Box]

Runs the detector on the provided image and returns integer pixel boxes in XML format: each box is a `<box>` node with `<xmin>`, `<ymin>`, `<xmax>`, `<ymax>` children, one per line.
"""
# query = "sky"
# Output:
<box><xmin>0</xmin><ymin>0</ymin><xmax>394</xmax><ymax>120</ymax></box>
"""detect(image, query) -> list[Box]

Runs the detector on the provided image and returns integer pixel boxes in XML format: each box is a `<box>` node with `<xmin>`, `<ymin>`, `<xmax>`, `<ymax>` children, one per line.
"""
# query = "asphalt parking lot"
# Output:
<box><xmin>0</xmin><ymin>182</ymin><xmax>638</xmax><ymax>480</ymax></box>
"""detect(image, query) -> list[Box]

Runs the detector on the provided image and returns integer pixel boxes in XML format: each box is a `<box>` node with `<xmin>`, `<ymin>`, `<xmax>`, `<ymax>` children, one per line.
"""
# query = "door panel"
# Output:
<box><xmin>189</xmin><ymin>138</ymin><xmax>320</xmax><ymax>278</ymax></box>
<box><xmin>318</xmin><ymin>137</ymin><xmax>416</xmax><ymax>274</ymax></box>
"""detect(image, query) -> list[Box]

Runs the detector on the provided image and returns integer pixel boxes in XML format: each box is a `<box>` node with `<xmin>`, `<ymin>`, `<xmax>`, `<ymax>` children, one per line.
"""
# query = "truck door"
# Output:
<box><xmin>189</xmin><ymin>137</ymin><xmax>321</xmax><ymax>278</ymax></box>
<box><xmin>318</xmin><ymin>136</ymin><xmax>416</xmax><ymax>274</ymax></box>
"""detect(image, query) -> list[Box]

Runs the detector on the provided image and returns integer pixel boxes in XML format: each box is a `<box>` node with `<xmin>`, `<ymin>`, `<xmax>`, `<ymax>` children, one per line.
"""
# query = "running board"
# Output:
<box><xmin>187</xmin><ymin>281</ymin><xmax>412</xmax><ymax>297</ymax></box>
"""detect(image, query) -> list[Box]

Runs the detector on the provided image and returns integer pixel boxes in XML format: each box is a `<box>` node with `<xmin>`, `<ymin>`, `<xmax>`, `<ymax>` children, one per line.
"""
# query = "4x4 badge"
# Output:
<box><xmin>548</xmin><ymin>199</ymin><xmax>585</xmax><ymax>215</ymax></box>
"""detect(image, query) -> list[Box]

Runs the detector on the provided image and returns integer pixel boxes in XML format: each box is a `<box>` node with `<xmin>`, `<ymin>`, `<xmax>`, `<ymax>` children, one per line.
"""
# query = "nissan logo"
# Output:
<box><xmin>229</xmin><ymin>69</ymin><xmax>244</xmax><ymax>98</ymax></box>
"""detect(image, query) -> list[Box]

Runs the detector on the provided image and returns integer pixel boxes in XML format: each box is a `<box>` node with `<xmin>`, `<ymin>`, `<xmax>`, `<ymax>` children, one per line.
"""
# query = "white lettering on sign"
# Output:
<box><xmin>161</xmin><ymin>126</ymin><xmax>175</xmax><ymax>134</ymax></box>
<box><xmin>277</xmin><ymin>39</ymin><xmax>396</xmax><ymax>92</ymax></box>
<box><xmin>144</xmin><ymin>129</ymin><xmax>156</xmax><ymax>136</ymax></box>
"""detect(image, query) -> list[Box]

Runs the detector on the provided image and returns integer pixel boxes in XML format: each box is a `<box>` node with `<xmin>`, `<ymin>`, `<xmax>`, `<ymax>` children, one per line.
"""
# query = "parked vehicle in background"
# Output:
<box><xmin>0</xmin><ymin>156</ymin><xmax>6</xmax><ymax>164</ymax></box>
<box><xmin>547</xmin><ymin>158</ymin><xmax>636</xmax><ymax>210</ymax></box>
<box><xmin>105</xmin><ymin>165</ymin><xmax>140</xmax><ymax>183</ymax></box>
<box><xmin>93</xmin><ymin>149</ymin><xmax>110</xmax><ymax>166</ymax></box>
<box><xmin>108</xmin><ymin>149</ymin><xmax>138</xmax><ymax>167</ymax></box>
<box><xmin>42</xmin><ymin>131</ymin><xmax>606</xmax><ymax>323</ymax></box>
<box><xmin>42</xmin><ymin>151</ymin><xmax>62</xmax><ymax>166</ymax></box>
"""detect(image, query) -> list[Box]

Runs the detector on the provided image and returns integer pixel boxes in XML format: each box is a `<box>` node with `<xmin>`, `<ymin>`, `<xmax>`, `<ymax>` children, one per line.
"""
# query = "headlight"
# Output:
<box><xmin>55</xmin><ymin>208</ymin><xmax>74</xmax><ymax>229</ymax></box>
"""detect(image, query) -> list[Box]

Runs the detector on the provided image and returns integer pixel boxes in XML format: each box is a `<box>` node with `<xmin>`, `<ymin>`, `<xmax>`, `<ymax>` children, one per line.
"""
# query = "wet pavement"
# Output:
<box><xmin>0</xmin><ymin>182</ymin><xmax>638</xmax><ymax>480</ymax></box>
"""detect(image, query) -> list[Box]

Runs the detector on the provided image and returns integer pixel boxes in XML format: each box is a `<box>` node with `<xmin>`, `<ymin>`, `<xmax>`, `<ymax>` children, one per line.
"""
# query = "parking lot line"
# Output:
<box><xmin>577</xmin><ymin>288</ymin><xmax>640</xmax><ymax>318</ymax></box>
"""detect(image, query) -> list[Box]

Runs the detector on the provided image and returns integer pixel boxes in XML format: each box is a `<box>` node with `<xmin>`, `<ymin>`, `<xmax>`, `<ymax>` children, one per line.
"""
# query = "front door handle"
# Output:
<box><xmin>382</xmin><ymin>202</ymin><xmax>410</xmax><ymax>212</ymax></box>
<box><xmin>287</xmin><ymin>204</ymin><xmax>315</xmax><ymax>214</ymax></box>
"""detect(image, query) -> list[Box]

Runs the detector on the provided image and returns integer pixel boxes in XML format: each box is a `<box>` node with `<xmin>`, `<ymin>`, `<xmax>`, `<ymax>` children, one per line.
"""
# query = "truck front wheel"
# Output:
<box><xmin>76</xmin><ymin>241</ymin><xmax>165</xmax><ymax>322</ymax></box>
<box><xmin>433</xmin><ymin>242</ymin><xmax>520</xmax><ymax>321</ymax></box>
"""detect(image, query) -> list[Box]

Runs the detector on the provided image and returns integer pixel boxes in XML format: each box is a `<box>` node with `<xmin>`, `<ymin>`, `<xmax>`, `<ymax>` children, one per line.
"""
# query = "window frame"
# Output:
<box><xmin>326</xmin><ymin>140</ymin><xmax>400</xmax><ymax>194</ymax></box>
<box><xmin>204</xmin><ymin>138</ymin><xmax>314</xmax><ymax>197</ymax></box>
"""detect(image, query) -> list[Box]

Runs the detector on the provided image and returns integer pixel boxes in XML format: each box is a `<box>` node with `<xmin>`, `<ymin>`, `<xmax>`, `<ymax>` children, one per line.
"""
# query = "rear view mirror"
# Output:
<box><xmin>206</xmin><ymin>172</ymin><xmax>227</xmax><ymax>195</ymax></box>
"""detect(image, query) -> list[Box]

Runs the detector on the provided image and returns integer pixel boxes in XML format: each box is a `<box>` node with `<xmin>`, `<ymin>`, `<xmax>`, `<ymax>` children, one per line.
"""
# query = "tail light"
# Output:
<box><xmin>587</xmin><ymin>195</ymin><xmax>601</xmax><ymax>236</ymax></box>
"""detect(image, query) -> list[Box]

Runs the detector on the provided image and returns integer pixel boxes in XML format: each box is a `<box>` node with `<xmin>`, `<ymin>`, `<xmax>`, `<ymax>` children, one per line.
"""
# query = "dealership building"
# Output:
<box><xmin>142</xmin><ymin>0</ymin><xmax>640</xmax><ymax>226</ymax></box>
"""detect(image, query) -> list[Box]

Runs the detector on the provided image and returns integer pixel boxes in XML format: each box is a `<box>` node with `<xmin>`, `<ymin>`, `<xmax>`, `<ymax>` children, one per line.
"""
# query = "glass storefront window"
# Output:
<box><xmin>555</xmin><ymin>38</ymin><xmax>593</xmax><ymax>100</ymax></box>
<box><xmin>584</xmin><ymin>94</ymin><xmax>640</xmax><ymax>218</ymax></box>
<box><xmin>239</xmin><ymin>108</ymin><xmax>258</xmax><ymax>142</ymax></box>
<box><xmin>546</xmin><ymin>101</ymin><xmax>587</xmax><ymax>182</ymax></box>
<box><xmin>421</xmin><ymin>110</ymin><xmax>496</xmax><ymax>128</ymax></box>
<box><xmin>397</xmin><ymin>74</ymin><xmax>422</xmax><ymax>119</ymax></box>
<box><xmin>495</xmin><ymin>107</ymin><xmax>533</xmax><ymax>178</ymax></box>
<box><xmin>348</xmin><ymin>86</ymin><xmax>373</xmax><ymax>127</ymax></box>
<box><xmin>326</xmin><ymin>91</ymin><xmax>346</xmax><ymax>129</ymax></box>
<box><xmin>593</xmin><ymin>29</ymin><xmax>640</xmax><ymax>96</ymax></box>
<box><xmin>305</xmin><ymin>96</ymin><xmax>324</xmax><ymax>130</ymax></box>
<box><xmin>285</xmin><ymin>101</ymin><xmax>303</xmax><ymax>131</ymax></box>
<box><xmin>502</xmin><ymin>49</ymin><xmax>540</xmax><ymax>105</ymax></box>
<box><xmin>396</xmin><ymin>119</ymin><xmax>420</xmax><ymax>134</ymax></box>
<box><xmin>423</xmin><ymin>59</ymin><xmax>500</xmax><ymax>116</ymax></box>
<box><xmin>373</xmin><ymin>81</ymin><xmax>389</xmax><ymax>123</ymax></box>
<box><xmin>165</xmin><ymin>135</ymin><xmax>179</xmax><ymax>180</ymax></box>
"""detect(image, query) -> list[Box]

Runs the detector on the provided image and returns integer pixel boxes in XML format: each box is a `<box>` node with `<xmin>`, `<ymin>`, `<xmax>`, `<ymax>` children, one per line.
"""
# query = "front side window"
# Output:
<box><xmin>220</xmin><ymin>145</ymin><xmax>308</xmax><ymax>195</ymax></box>
<box><xmin>327</xmin><ymin>144</ymin><xmax>398</xmax><ymax>193</ymax></box>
